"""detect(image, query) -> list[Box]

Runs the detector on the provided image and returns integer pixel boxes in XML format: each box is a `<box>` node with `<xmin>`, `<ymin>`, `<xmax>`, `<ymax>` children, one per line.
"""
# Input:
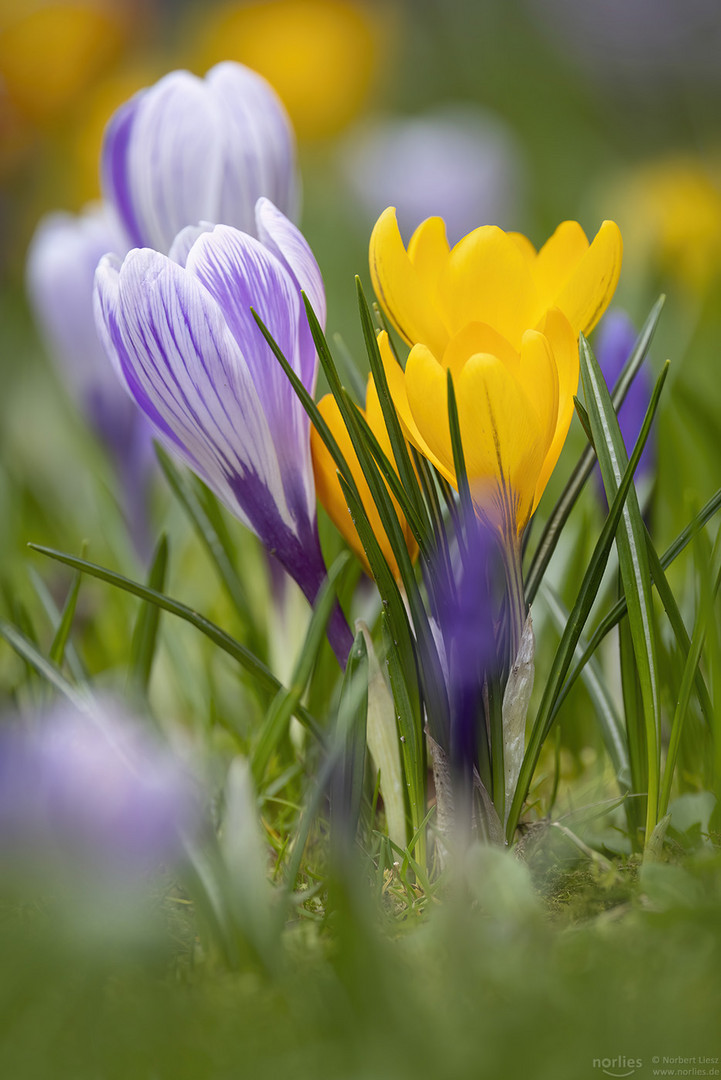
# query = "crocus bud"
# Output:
<box><xmin>101</xmin><ymin>61</ymin><xmax>298</xmax><ymax>253</ymax></box>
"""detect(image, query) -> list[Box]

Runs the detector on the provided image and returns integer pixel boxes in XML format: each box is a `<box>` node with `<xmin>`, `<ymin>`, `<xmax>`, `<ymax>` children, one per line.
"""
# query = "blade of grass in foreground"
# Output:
<box><xmin>580</xmin><ymin>334</ymin><xmax>662</xmax><ymax>843</ymax></box>
<box><xmin>0</xmin><ymin>619</ymin><xmax>91</xmax><ymax>709</ymax></box>
<box><xmin>251</xmin><ymin>552</ymin><xmax>351</xmax><ymax>784</ymax></box>
<box><xmin>552</xmin><ymin>489</ymin><xmax>721</xmax><ymax>719</ymax></box>
<box><xmin>525</xmin><ymin>296</ymin><xmax>665</xmax><ymax>604</ymax></box>
<box><xmin>505</xmin><ymin>360</ymin><xmax>668</xmax><ymax>843</ymax></box>
<box><xmin>28</xmin><ymin>544</ymin><xmax>324</xmax><ymax>743</ymax></box>
<box><xmin>128</xmin><ymin>533</ymin><xmax>168</xmax><ymax>695</ymax></box>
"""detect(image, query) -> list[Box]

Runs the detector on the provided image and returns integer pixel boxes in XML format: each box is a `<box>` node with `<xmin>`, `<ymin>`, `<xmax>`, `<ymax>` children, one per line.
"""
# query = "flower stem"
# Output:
<box><xmin>500</xmin><ymin>525</ymin><xmax>526</xmax><ymax>666</ymax></box>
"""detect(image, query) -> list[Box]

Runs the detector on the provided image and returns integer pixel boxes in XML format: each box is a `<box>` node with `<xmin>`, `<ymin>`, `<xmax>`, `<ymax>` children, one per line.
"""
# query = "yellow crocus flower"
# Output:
<box><xmin>311</xmin><ymin>375</ymin><xmax>417</xmax><ymax>578</ymax></box>
<box><xmin>370</xmin><ymin>208</ymin><xmax>622</xmax><ymax>538</ymax></box>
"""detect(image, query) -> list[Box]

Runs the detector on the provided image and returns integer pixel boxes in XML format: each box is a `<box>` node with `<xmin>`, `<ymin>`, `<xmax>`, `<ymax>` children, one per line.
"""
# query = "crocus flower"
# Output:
<box><xmin>370</xmin><ymin>208</ymin><xmax>622</xmax><ymax>539</ymax></box>
<box><xmin>101</xmin><ymin>60</ymin><xmax>297</xmax><ymax>254</ymax></box>
<box><xmin>94</xmin><ymin>198</ymin><xmax>353</xmax><ymax>662</ymax></box>
<box><xmin>26</xmin><ymin>202</ymin><xmax>154</xmax><ymax>555</ymax></box>
<box><xmin>595</xmin><ymin>309</ymin><xmax>655</xmax><ymax>492</ymax></box>
<box><xmin>311</xmin><ymin>375</ymin><xmax>417</xmax><ymax>578</ymax></box>
<box><xmin>339</xmin><ymin>104</ymin><xmax>524</xmax><ymax>244</ymax></box>
<box><xmin>0</xmin><ymin>698</ymin><xmax>198</xmax><ymax>880</ymax></box>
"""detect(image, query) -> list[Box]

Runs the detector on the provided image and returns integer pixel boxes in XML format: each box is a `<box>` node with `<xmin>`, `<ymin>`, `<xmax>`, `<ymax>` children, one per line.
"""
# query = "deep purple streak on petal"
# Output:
<box><xmin>184</xmin><ymin>224</ymin><xmax>316</xmax><ymax>525</ymax></box>
<box><xmin>101</xmin><ymin>97</ymin><xmax>146</xmax><ymax>249</ymax></box>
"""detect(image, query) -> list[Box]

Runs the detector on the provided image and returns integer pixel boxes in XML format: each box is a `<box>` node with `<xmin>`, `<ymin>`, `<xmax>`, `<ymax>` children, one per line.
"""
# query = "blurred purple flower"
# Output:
<box><xmin>102</xmin><ymin>61</ymin><xmax>298</xmax><ymax>254</ymax></box>
<box><xmin>596</xmin><ymin>309</ymin><xmax>655</xmax><ymax>493</ymax></box>
<box><xmin>94</xmin><ymin>198</ymin><xmax>352</xmax><ymax>661</ymax></box>
<box><xmin>431</xmin><ymin>515</ymin><xmax>499</xmax><ymax>774</ymax></box>
<box><xmin>0</xmin><ymin>698</ymin><xmax>198</xmax><ymax>878</ymax></box>
<box><xmin>338</xmin><ymin>104</ymin><xmax>524</xmax><ymax>244</ymax></box>
<box><xmin>26</xmin><ymin>203</ymin><xmax>154</xmax><ymax>556</ymax></box>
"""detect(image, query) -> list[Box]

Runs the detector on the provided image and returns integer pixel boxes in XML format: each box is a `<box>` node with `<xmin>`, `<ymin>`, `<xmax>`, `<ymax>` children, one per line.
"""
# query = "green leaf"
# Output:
<box><xmin>28</xmin><ymin>569</ymin><xmax>86</xmax><ymax>683</ymax></box>
<box><xmin>355</xmin><ymin>277</ymin><xmax>429</xmax><ymax>528</ymax></box>
<box><xmin>542</xmin><ymin>584</ymin><xmax>629</xmax><ymax>788</ymax></box>
<box><xmin>128</xmin><ymin>532</ymin><xmax>168</xmax><ymax>695</ymax></box>
<box><xmin>659</xmin><ymin>525</ymin><xmax>721</xmax><ymax>816</ymax></box>
<box><xmin>505</xmin><ymin>359</ymin><xmax>668</xmax><ymax>843</ymax></box>
<box><xmin>580</xmin><ymin>333</ymin><xmax>662</xmax><ymax>843</ymax></box>
<box><xmin>0</xmin><ymin>619</ymin><xmax>90</xmax><ymax>709</ymax></box>
<box><xmin>28</xmin><ymin>543</ymin><xmax>324</xmax><ymax>743</ymax></box>
<box><xmin>155</xmin><ymin>445</ymin><xmax>257</xmax><ymax>642</ymax></box>
<box><xmin>251</xmin><ymin>552</ymin><xmax>351</xmax><ymax>784</ymax></box>
<box><xmin>48</xmin><ymin>565</ymin><xmax>82</xmax><ymax>669</ymax></box>
<box><xmin>332</xmin><ymin>629</ymin><xmax>369</xmax><ymax>841</ymax></box>
<box><xmin>525</xmin><ymin>295</ymin><xmax>665</xmax><ymax>604</ymax></box>
<box><xmin>552</xmin><ymin>489</ymin><xmax>721</xmax><ymax>720</ymax></box>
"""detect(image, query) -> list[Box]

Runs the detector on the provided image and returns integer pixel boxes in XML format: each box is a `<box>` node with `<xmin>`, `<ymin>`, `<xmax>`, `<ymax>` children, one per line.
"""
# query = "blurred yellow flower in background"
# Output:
<box><xmin>370</xmin><ymin>209</ymin><xmax>622</xmax><ymax>537</ymax></box>
<box><xmin>194</xmin><ymin>0</ymin><xmax>384</xmax><ymax>140</ymax></box>
<box><xmin>612</xmin><ymin>155</ymin><xmax>721</xmax><ymax>295</ymax></box>
<box><xmin>0</xmin><ymin>0</ymin><xmax>130</xmax><ymax>127</ymax></box>
<box><xmin>312</xmin><ymin>375</ymin><xmax>417</xmax><ymax>578</ymax></box>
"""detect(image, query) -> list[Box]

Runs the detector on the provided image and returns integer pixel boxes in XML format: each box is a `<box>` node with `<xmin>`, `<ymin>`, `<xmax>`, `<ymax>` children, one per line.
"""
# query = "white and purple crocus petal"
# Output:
<box><xmin>102</xmin><ymin>62</ymin><xmax>298</xmax><ymax>255</ymax></box>
<box><xmin>94</xmin><ymin>208</ymin><xmax>328</xmax><ymax>608</ymax></box>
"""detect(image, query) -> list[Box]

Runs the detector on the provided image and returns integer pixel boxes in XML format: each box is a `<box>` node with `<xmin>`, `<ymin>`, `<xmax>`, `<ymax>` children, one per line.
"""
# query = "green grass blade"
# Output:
<box><xmin>0</xmin><ymin>619</ymin><xmax>90</xmax><ymax>708</ymax></box>
<box><xmin>28</xmin><ymin>543</ymin><xmax>324</xmax><ymax>743</ymax></box>
<box><xmin>48</xmin><ymin>566</ymin><xmax>82</xmax><ymax>669</ymax></box>
<box><xmin>251</xmin><ymin>552</ymin><xmax>351</xmax><ymax>783</ymax></box>
<box><xmin>542</xmin><ymin>584</ymin><xmax>630</xmax><ymax>789</ymax></box>
<box><xmin>580</xmin><ymin>336</ymin><xmax>663</xmax><ymax>843</ymax></box>
<box><xmin>355</xmin><ymin>277</ymin><xmax>429</xmax><ymax>527</ymax></box>
<box><xmin>382</xmin><ymin>610</ymin><xmax>425</xmax><ymax>859</ymax></box>
<box><xmin>659</xmin><ymin>526</ymin><xmax>721</xmax><ymax>816</ymax></box>
<box><xmin>128</xmin><ymin>532</ymin><xmax>168</xmax><ymax>695</ymax></box>
<box><xmin>525</xmin><ymin>295</ymin><xmax>665</xmax><ymax>604</ymax></box>
<box><xmin>446</xmin><ymin>371</ymin><xmax>473</xmax><ymax>525</ymax></box>
<box><xmin>28</xmin><ymin>569</ymin><xmax>87</xmax><ymax>683</ymax></box>
<box><xmin>155</xmin><ymin>444</ymin><xmax>256</xmax><ymax>638</ymax></box>
<box><xmin>505</xmin><ymin>359</ymin><xmax>668</xmax><ymax>842</ymax></box>
<box><xmin>554</xmin><ymin>489</ymin><xmax>721</xmax><ymax>717</ymax></box>
<box><xmin>332</xmin><ymin>629</ymin><xmax>369</xmax><ymax>841</ymax></box>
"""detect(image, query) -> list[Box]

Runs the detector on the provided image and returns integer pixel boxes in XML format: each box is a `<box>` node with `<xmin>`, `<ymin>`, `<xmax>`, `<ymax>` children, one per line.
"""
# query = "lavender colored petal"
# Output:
<box><xmin>206</xmin><ymin>62</ymin><xmax>298</xmax><ymax>229</ymax></box>
<box><xmin>103</xmin><ymin>71</ymin><xmax>226</xmax><ymax>254</ymax></box>
<box><xmin>169</xmin><ymin>222</ymin><xmax>215</xmax><ymax>268</ymax></box>
<box><xmin>255</xmin><ymin>197</ymin><xmax>325</xmax><ymax>389</ymax></box>
<box><xmin>101</xmin><ymin>93</ymin><xmax>147</xmax><ymax>249</ymax></box>
<box><xmin>96</xmin><ymin>247</ymin><xmax>321</xmax><ymax>582</ymax></box>
<box><xmin>184</xmin><ymin>223</ymin><xmax>316</xmax><ymax>526</ymax></box>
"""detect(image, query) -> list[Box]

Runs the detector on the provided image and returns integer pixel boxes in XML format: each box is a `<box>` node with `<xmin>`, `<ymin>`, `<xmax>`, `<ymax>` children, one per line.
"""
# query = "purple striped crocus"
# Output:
<box><xmin>102</xmin><ymin>61</ymin><xmax>298</xmax><ymax>254</ymax></box>
<box><xmin>26</xmin><ymin>203</ymin><xmax>154</xmax><ymax>556</ymax></box>
<box><xmin>94</xmin><ymin>198</ymin><xmax>353</xmax><ymax>662</ymax></box>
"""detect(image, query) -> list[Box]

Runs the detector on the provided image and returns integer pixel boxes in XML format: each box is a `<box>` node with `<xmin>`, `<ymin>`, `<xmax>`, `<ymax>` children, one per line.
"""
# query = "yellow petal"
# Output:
<box><xmin>363</xmin><ymin>373</ymin><xmax>393</xmax><ymax>461</ymax></box>
<box><xmin>407</xmin><ymin>215</ymin><xmax>451</xmax><ymax>301</ymax></box>
<box><xmin>443</xmin><ymin>322</ymin><xmax>520</xmax><ymax>380</ymax></box>
<box><xmin>508</xmin><ymin>231</ymin><xmax>537</xmax><ymax>262</ymax></box>
<box><xmin>518</xmin><ymin>329</ymin><xmax>559</xmax><ymax>454</ymax></box>
<box><xmin>532</xmin><ymin>220</ymin><xmax>590</xmax><ymax>307</ymax></box>
<box><xmin>456</xmin><ymin>354</ymin><xmax>546</xmax><ymax>533</ymax></box>
<box><xmin>404</xmin><ymin>343</ymin><xmax>456</xmax><ymax>481</ymax></box>
<box><xmin>553</xmin><ymin>219</ymin><xmax>623</xmax><ymax>336</ymax></box>
<box><xmin>369</xmin><ymin>207</ymin><xmax>450</xmax><ymax>358</ymax></box>
<box><xmin>377</xmin><ymin>331</ymin><xmax>453</xmax><ymax>482</ymax></box>
<box><xmin>439</xmin><ymin>225</ymin><xmax>539</xmax><ymax>348</ymax></box>
<box><xmin>531</xmin><ymin>308</ymin><xmax>579</xmax><ymax>511</ymax></box>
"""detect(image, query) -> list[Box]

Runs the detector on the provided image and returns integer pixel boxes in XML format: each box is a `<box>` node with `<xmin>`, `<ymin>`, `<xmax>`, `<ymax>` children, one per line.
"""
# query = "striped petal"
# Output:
<box><xmin>207</xmin><ymin>63</ymin><xmax>298</xmax><ymax>230</ymax></box>
<box><xmin>183</xmin><ymin>223</ymin><xmax>315</xmax><ymax>525</ymax></box>
<box><xmin>95</xmin><ymin>247</ymin><xmax>315</xmax><ymax>566</ymax></box>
